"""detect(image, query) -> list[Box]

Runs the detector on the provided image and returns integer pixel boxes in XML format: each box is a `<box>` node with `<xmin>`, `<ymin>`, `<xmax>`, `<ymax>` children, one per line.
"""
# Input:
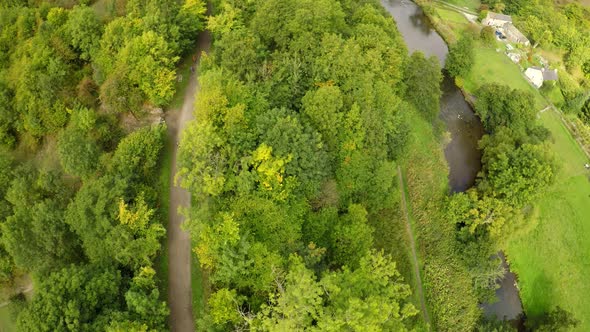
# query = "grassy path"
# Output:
<box><xmin>397</xmin><ymin>166</ymin><xmax>431</xmax><ymax>327</ymax></box>
<box><xmin>165</xmin><ymin>30</ymin><xmax>211</xmax><ymax>331</ymax></box>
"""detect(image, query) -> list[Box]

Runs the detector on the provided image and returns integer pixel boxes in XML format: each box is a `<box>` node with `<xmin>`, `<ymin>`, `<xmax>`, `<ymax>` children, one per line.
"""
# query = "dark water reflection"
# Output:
<box><xmin>381</xmin><ymin>0</ymin><xmax>482</xmax><ymax>192</ymax></box>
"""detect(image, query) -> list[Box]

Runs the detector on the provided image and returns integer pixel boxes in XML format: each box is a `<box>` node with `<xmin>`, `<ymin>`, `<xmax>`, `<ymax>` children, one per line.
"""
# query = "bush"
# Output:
<box><xmin>480</xmin><ymin>26</ymin><xmax>496</xmax><ymax>46</ymax></box>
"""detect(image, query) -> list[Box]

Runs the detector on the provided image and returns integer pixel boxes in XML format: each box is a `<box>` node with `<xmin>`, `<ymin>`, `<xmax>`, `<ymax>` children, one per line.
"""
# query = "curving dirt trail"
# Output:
<box><xmin>165</xmin><ymin>30</ymin><xmax>211</xmax><ymax>332</ymax></box>
<box><xmin>397</xmin><ymin>166</ymin><xmax>431</xmax><ymax>327</ymax></box>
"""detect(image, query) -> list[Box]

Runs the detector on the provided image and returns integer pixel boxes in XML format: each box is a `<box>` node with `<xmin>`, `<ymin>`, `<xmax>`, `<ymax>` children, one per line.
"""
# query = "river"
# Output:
<box><xmin>381</xmin><ymin>0</ymin><xmax>483</xmax><ymax>192</ymax></box>
<box><xmin>380</xmin><ymin>0</ymin><xmax>523</xmax><ymax>321</ymax></box>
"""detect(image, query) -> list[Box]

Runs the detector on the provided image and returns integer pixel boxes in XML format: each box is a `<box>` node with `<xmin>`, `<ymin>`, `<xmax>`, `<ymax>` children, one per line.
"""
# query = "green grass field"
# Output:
<box><xmin>0</xmin><ymin>304</ymin><xmax>15</xmax><ymax>332</ymax></box>
<box><xmin>435</xmin><ymin>6</ymin><xmax>469</xmax><ymax>24</ymax></box>
<box><xmin>463</xmin><ymin>46</ymin><xmax>548</xmax><ymax>109</ymax></box>
<box><xmin>505</xmin><ymin>109</ymin><xmax>590</xmax><ymax>331</ymax></box>
<box><xmin>442</xmin><ymin>0</ymin><xmax>481</xmax><ymax>11</ymax></box>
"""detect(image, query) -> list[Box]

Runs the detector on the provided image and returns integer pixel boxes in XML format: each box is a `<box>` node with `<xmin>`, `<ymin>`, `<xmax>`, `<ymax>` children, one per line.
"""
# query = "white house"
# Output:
<box><xmin>482</xmin><ymin>12</ymin><xmax>512</xmax><ymax>28</ymax></box>
<box><xmin>525</xmin><ymin>67</ymin><xmax>544</xmax><ymax>88</ymax></box>
<box><xmin>525</xmin><ymin>67</ymin><xmax>559</xmax><ymax>88</ymax></box>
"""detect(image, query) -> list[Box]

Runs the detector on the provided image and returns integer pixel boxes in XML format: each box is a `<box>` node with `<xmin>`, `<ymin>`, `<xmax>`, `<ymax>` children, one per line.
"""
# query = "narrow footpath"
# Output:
<box><xmin>397</xmin><ymin>166</ymin><xmax>431</xmax><ymax>328</ymax></box>
<box><xmin>165</xmin><ymin>30</ymin><xmax>211</xmax><ymax>332</ymax></box>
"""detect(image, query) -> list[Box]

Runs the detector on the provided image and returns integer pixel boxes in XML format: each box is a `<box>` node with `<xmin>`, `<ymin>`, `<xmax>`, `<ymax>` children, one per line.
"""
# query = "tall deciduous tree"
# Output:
<box><xmin>404</xmin><ymin>51</ymin><xmax>442</xmax><ymax>121</ymax></box>
<box><xmin>445</xmin><ymin>35</ymin><xmax>475</xmax><ymax>78</ymax></box>
<box><xmin>250</xmin><ymin>251</ymin><xmax>417</xmax><ymax>331</ymax></box>
<box><xmin>16</xmin><ymin>265</ymin><xmax>122</xmax><ymax>332</ymax></box>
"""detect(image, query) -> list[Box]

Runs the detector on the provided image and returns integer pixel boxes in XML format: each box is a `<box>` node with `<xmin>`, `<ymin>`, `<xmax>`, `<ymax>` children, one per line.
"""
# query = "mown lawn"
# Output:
<box><xmin>505</xmin><ymin>109</ymin><xmax>590</xmax><ymax>331</ymax></box>
<box><xmin>442</xmin><ymin>0</ymin><xmax>481</xmax><ymax>11</ymax></box>
<box><xmin>463</xmin><ymin>46</ymin><xmax>548</xmax><ymax>109</ymax></box>
<box><xmin>435</xmin><ymin>5</ymin><xmax>469</xmax><ymax>24</ymax></box>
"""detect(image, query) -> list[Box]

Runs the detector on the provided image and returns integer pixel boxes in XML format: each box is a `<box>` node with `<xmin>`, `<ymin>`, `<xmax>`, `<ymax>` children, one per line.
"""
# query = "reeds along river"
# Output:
<box><xmin>380</xmin><ymin>0</ymin><xmax>524</xmax><ymax>321</ymax></box>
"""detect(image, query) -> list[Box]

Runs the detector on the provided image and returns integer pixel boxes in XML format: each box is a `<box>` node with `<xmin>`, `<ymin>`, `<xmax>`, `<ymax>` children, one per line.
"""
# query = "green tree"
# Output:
<box><xmin>330</xmin><ymin>204</ymin><xmax>373</xmax><ymax>268</ymax></box>
<box><xmin>480</xmin><ymin>26</ymin><xmax>496</xmax><ymax>46</ymax></box>
<box><xmin>3</xmin><ymin>167</ymin><xmax>81</xmax><ymax>275</ymax></box>
<box><xmin>301</xmin><ymin>84</ymin><xmax>344</xmax><ymax>153</ymax></box>
<box><xmin>250</xmin><ymin>251</ymin><xmax>417</xmax><ymax>331</ymax></box>
<box><xmin>57</xmin><ymin>127</ymin><xmax>100</xmax><ymax>178</ymax></box>
<box><xmin>445</xmin><ymin>35</ymin><xmax>475</xmax><ymax>78</ymax></box>
<box><xmin>0</xmin><ymin>83</ymin><xmax>16</xmax><ymax>147</ymax></box>
<box><xmin>122</xmin><ymin>266</ymin><xmax>169</xmax><ymax>330</ymax></box>
<box><xmin>65</xmin><ymin>5</ymin><xmax>102</xmax><ymax>60</ymax></box>
<box><xmin>116</xmin><ymin>31</ymin><xmax>178</xmax><ymax>106</ymax></box>
<box><xmin>478</xmin><ymin>127</ymin><xmax>557</xmax><ymax>207</ymax></box>
<box><xmin>475</xmin><ymin>84</ymin><xmax>536</xmax><ymax>133</ymax></box>
<box><xmin>16</xmin><ymin>264</ymin><xmax>122</xmax><ymax>332</ymax></box>
<box><xmin>527</xmin><ymin>306</ymin><xmax>579</xmax><ymax>332</ymax></box>
<box><xmin>404</xmin><ymin>51</ymin><xmax>442</xmax><ymax>121</ymax></box>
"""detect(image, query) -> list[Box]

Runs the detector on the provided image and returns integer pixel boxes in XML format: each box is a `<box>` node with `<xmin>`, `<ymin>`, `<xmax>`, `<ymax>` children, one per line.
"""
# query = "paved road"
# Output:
<box><xmin>397</xmin><ymin>166</ymin><xmax>431</xmax><ymax>328</ymax></box>
<box><xmin>165</xmin><ymin>30</ymin><xmax>211</xmax><ymax>332</ymax></box>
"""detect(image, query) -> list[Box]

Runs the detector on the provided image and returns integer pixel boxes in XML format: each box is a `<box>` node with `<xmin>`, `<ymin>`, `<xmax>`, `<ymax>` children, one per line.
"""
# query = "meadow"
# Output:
<box><xmin>505</xmin><ymin>109</ymin><xmax>590</xmax><ymax>331</ymax></box>
<box><xmin>463</xmin><ymin>46</ymin><xmax>548</xmax><ymax>110</ymax></box>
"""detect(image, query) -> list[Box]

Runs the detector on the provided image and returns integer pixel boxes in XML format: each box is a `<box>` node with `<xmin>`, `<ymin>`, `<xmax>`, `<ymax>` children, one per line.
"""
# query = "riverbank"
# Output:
<box><xmin>506</xmin><ymin>109</ymin><xmax>590</xmax><ymax>331</ymax></box>
<box><xmin>417</xmin><ymin>1</ymin><xmax>590</xmax><ymax>329</ymax></box>
<box><xmin>403</xmin><ymin>109</ymin><xmax>480</xmax><ymax>330</ymax></box>
<box><xmin>381</xmin><ymin>1</ymin><xmax>484</xmax><ymax>329</ymax></box>
<box><xmin>416</xmin><ymin>0</ymin><xmax>547</xmax><ymax>109</ymax></box>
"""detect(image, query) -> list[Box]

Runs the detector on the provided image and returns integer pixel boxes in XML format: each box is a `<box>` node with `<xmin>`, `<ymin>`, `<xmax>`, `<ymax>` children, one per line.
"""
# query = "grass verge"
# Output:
<box><xmin>505</xmin><ymin>109</ymin><xmax>590</xmax><ymax>331</ymax></box>
<box><xmin>191</xmin><ymin>240</ymin><xmax>206</xmax><ymax>322</ymax></box>
<box><xmin>369</xmin><ymin>190</ymin><xmax>427</xmax><ymax>330</ymax></box>
<box><xmin>0</xmin><ymin>304</ymin><xmax>15</xmax><ymax>332</ymax></box>
<box><xmin>169</xmin><ymin>54</ymin><xmax>198</xmax><ymax>110</ymax></box>
<box><xmin>154</xmin><ymin>134</ymin><xmax>172</xmax><ymax>300</ymax></box>
<box><xmin>402</xmin><ymin>110</ymin><xmax>479</xmax><ymax>331</ymax></box>
<box><xmin>440</xmin><ymin>0</ymin><xmax>481</xmax><ymax>11</ymax></box>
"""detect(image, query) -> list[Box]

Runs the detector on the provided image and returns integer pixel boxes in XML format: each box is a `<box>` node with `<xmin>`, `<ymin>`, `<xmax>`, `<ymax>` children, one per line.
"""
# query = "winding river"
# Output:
<box><xmin>380</xmin><ymin>0</ymin><xmax>523</xmax><ymax>321</ymax></box>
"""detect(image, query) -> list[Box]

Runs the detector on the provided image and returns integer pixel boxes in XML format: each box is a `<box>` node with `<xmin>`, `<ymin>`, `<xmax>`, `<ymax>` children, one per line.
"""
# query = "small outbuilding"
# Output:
<box><xmin>524</xmin><ymin>67</ymin><xmax>558</xmax><ymax>88</ymax></box>
<box><xmin>542</xmin><ymin>68</ymin><xmax>558</xmax><ymax>82</ymax></box>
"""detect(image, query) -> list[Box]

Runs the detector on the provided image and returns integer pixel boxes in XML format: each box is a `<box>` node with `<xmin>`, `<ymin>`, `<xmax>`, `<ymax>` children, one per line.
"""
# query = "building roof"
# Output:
<box><xmin>502</xmin><ymin>23</ymin><xmax>529</xmax><ymax>43</ymax></box>
<box><xmin>542</xmin><ymin>69</ymin><xmax>558</xmax><ymax>81</ymax></box>
<box><xmin>486</xmin><ymin>12</ymin><xmax>513</xmax><ymax>22</ymax></box>
<box><xmin>526</xmin><ymin>67</ymin><xmax>558</xmax><ymax>82</ymax></box>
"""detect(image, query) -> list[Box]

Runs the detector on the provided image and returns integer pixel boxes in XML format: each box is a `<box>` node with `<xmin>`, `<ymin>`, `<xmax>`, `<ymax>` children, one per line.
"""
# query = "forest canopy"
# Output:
<box><xmin>0</xmin><ymin>0</ymin><xmax>206</xmax><ymax>330</ymax></box>
<box><xmin>178</xmin><ymin>0</ymin><xmax>436</xmax><ymax>330</ymax></box>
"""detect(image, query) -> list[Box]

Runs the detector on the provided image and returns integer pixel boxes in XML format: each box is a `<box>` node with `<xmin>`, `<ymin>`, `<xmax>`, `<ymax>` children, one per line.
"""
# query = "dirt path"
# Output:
<box><xmin>165</xmin><ymin>30</ymin><xmax>211</xmax><ymax>332</ymax></box>
<box><xmin>397</xmin><ymin>166</ymin><xmax>431</xmax><ymax>328</ymax></box>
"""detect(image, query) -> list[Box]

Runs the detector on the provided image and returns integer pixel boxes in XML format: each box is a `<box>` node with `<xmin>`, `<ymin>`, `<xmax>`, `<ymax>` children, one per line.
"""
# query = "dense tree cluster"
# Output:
<box><xmin>447</xmin><ymin>84</ymin><xmax>556</xmax><ymax>302</ymax></box>
<box><xmin>0</xmin><ymin>0</ymin><xmax>207</xmax><ymax>330</ymax></box>
<box><xmin>179</xmin><ymin>0</ymin><xmax>426</xmax><ymax>330</ymax></box>
<box><xmin>0</xmin><ymin>125</ymin><xmax>171</xmax><ymax>331</ymax></box>
<box><xmin>454</xmin><ymin>84</ymin><xmax>556</xmax><ymax>238</ymax></box>
<box><xmin>0</xmin><ymin>0</ymin><xmax>205</xmax><ymax>146</ymax></box>
<box><xmin>482</xmin><ymin>0</ymin><xmax>590</xmax><ymax>75</ymax></box>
